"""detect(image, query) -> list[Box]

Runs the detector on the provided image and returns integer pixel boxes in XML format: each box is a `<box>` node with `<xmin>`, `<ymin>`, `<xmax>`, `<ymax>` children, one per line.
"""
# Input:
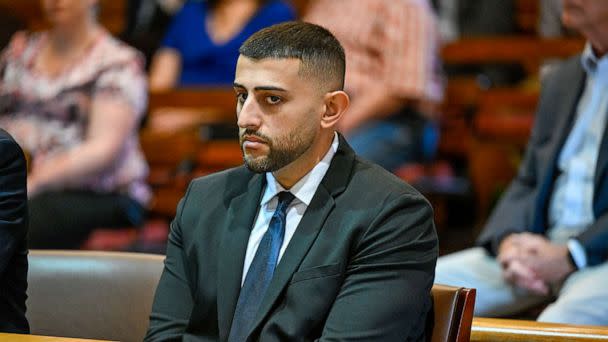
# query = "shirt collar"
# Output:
<box><xmin>261</xmin><ymin>132</ymin><xmax>339</xmax><ymax>207</ymax></box>
<box><xmin>581</xmin><ymin>42</ymin><xmax>608</xmax><ymax>76</ymax></box>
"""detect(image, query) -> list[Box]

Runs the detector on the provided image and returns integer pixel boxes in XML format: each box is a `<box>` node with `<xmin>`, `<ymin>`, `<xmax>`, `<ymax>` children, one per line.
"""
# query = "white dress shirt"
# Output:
<box><xmin>547</xmin><ymin>43</ymin><xmax>608</xmax><ymax>268</ymax></box>
<box><xmin>241</xmin><ymin>133</ymin><xmax>339</xmax><ymax>285</ymax></box>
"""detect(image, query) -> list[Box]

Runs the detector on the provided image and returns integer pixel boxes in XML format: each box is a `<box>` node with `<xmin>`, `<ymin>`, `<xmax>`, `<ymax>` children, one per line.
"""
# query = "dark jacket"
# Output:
<box><xmin>0</xmin><ymin>128</ymin><xmax>29</xmax><ymax>333</ymax></box>
<box><xmin>146</xmin><ymin>135</ymin><xmax>438</xmax><ymax>341</ymax></box>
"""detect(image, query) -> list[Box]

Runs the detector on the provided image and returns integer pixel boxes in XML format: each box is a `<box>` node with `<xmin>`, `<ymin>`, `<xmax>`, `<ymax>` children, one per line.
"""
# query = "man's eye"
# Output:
<box><xmin>236</xmin><ymin>93</ymin><xmax>248</xmax><ymax>103</ymax></box>
<box><xmin>266</xmin><ymin>96</ymin><xmax>282</xmax><ymax>105</ymax></box>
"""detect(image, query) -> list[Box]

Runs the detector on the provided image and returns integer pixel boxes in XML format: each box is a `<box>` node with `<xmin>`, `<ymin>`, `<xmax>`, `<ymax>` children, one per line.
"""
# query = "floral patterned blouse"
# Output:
<box><xmin>0</xmin><ymin>30</ymin><xmax>150</xmax><ymax>205</ymax></box>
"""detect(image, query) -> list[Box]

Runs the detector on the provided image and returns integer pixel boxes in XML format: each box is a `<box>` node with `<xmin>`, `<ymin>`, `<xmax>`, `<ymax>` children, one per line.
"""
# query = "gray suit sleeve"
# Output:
<box><xmin>317</xmin><ymin>194</ymin><xmax>438</xmax><ymax>341</ymax></box>
<box><xmin>476</xmin><ymin>67</ymin><xmax>563</xmax><ymax>255</ymax></box>
<box><xmin>575</xmin><ymin>213</ymin><xmax>608</xmax><ymax>266</ymax></box>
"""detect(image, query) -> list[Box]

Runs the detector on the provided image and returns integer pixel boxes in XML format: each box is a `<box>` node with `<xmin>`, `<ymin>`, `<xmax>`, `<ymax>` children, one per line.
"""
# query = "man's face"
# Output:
<box><xmin>233</xmin><ymin>56</ymin><xmax>324</xmax><ymax>173</ymax></box>
<box><xmin>562</xmin><ymin>0</ymin><xmax>608</xmax><ymax>33</ymax></box>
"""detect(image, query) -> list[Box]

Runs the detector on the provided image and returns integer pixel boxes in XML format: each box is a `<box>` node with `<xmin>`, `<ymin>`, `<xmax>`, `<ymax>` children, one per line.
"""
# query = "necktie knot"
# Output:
<box><xmin>276</xmin><ymin>191</ymin><xmax>295</xmax><ymax>212</ymax></box>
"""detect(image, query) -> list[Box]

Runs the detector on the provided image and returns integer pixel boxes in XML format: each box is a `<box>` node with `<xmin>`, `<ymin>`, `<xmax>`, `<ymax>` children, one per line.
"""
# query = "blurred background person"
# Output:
<box><xmin>121</xmin><ymin>0</ymin><xmax>185</xmax><ymax>70</ymax></box>
<box><xmin>149</xmin><ymin>0</ymin><xmax>295</xmax><ymax>91</ymax></box>
<box><xmin>0</xmin><ymin>0</ymin><xmax>150</xmax><ymax>249</ymax></box>
<box><xmin>435</xmin><ymin>0</ymin><xmax>608</xmax><ymax>325</ymax></box>
<box><xmin>0</xmin><ymin>4</ymin><xmax>26</xmax><ymax>51</ymax></box>
<box><xmin>539</xmin><ymin>0</ymin><xmax>578</xmax><ymax>38</ymax></box>
<box><xmin>539</xmin><ymin>0</ymin><xmax>580</xmax><ymax>78</ymax></box>
<box><xmin>305</xmin><ymin>0</ymin><xmax>444</xmax><ymax>172</ymax></box>
<box><xmin>434</xmin><ymin>0</ymin><xmax>516</xmax><ymax>43</ymax></box>
<box><xmin>0</xmin><ymin>129</ymin><xmax>29</xmax><ymax>334</ymax></box>
<box><xmin>433</xmin><ymin>0</ymin><xmax>526</xmax><ymax>89</ymax></box>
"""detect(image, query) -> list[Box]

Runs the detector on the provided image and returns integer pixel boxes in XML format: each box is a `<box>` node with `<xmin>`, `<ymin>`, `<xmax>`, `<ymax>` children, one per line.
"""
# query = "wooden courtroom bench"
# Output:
<box><xmin>442</xmin><ymin>37</ymin><xmax>585</xmax><ymax>74</ymax></box>
<box><xmin>439</xmin><ymin>37</ymin><xmax>583</xmax><ymax>156</ymax></box>
<box><xmin>439</xmin><ymin>36</ymin><xmax>583</xmax><ymax>225</ymax></box>
<box><xmin>147</xmin><ymin>88</ymin><xmax>242</xmax><ymax>178</ymax></box>
<box><xmin>467</xmin><ymin>88</ymin><xmax>538</xmax><ymax>223</ymax></box>
<box><xmin>471</xmin><ymin>317</ymin><xmax>608</xmax><ymax>341</ymax></box>
<box><xmin>84</xmin><ymin>89</ymin><xmax>241</xmax><ymax>251</ymax></box>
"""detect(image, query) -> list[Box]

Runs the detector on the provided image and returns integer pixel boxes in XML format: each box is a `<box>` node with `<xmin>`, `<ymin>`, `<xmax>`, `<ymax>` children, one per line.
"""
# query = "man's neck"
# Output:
<box><xmin>272</xmin><ymin>132</ymin><xmax>335</xmax><ymax>189</ymax></box>
<box><xmin>585</xmin><ymin>26</ymin><xmax>608</xmax><ymax>57</ymax></box>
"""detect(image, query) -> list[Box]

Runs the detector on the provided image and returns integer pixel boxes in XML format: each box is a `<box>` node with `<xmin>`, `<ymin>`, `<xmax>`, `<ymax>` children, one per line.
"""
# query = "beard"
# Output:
<box><xmin>239</xmin><ymin>124</ymin><xmax>316</xmax><ymax>173</ymax></box>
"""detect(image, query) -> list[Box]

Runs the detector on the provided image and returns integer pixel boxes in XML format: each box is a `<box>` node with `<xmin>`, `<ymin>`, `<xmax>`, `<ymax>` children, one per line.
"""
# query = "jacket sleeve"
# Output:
<box><xmin>0</xmin><ymin>132</ymin><xmax>27</xmax><ymax>276</ymax></box>
<box><xmin>317</xmin><ymin>194</ymin><xmax>438</xmax><ymax>341</ymax></box>
<box><xmin>144</xmin><ymin>184</ymin><xmax>195</xmax><ymax>342</ymax></box>
<box><xmin>575</xmin><ymin>213</ymin><xmax>608</xmax><ymax>266</ymax></box>
<box><xmin>475</xmin><ymin>64</ymin><xmax>566</xmax><ymax>255</ymax></box>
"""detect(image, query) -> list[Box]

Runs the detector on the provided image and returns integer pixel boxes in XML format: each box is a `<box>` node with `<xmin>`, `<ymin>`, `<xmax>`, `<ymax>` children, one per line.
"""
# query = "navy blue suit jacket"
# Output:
<box><xmin>0</xmin><ymin>128</ymin><xmax>29</xmax><ymax>333</ymax></box>
<box><xmin>477</xmin><ymin>55</ymin><xmax>608</xmax><ymax>266</ymax></box>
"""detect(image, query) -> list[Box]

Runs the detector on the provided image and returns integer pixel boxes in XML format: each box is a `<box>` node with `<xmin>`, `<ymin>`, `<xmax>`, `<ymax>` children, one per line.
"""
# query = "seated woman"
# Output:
<box><xmin>149</xmin><ymin>0</ymin><xmax>295</xmax><ymax>90</ymax></box>
<box><xmin>0</xmin><ymin>0</ymin><xmax>150</xmax><ymax>249</ymax></box>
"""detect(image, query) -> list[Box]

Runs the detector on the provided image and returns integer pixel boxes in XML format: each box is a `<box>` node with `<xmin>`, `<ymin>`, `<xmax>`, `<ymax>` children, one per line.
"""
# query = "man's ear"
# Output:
<box><xmin>321</xmin><ymin>90</ymin><xmax>349</xmax><ymax>129</ymax></box>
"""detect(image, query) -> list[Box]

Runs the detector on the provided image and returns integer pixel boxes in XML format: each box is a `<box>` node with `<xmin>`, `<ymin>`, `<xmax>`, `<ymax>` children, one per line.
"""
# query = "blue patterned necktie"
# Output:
<box><xmin>228</xmin><ymin>191</ymin><xmax>295</xmax><ymax>342</ymax></box>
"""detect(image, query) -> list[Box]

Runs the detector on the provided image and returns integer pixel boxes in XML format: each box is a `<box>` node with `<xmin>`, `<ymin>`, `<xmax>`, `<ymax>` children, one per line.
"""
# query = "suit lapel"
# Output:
<box><xmin>549</xmin><ymin>59</ymin><xmax>587</xmax><ymax>163</ymax></box>
<box><xmin>533</xmin><ymin>60</ymin><xmax>586</xmax><ymax>231</ymax></box>
<box><xmin>217</xmin><ymin>173</ymin><xmax>265</xmax><ymax>341</ymax></box>
<box><xmin>247</xmin><ymin>134</ymin><xmax>355</xmax><ymax>338</ymax></box>
<box><xmin>594</xmin><ymin>115</ymin><xmax>608</xmax><ymax>187</ymax></box>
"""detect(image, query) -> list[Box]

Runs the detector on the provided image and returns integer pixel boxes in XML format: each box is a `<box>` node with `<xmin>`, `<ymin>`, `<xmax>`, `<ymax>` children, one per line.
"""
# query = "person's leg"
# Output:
<box><xmin>346</xmin><ymin>107</ymin><xmax>439</xmax><ymax>171</ymax></box>
<box><xmin>346</xmin><ymin>119</ymin><xmax>416</xmax><ymax>171</ymax></box>
<box><xmin>28</xmin><ymin>191</ymin><xmax>145</xmax><ymax>249</ymax></box>
<box><xmin>537</xmin><ymin>261</ymin><xmax>608</xmax><ymax>325</ymax></box>
<box><xmin>435</xmin><ymin>247</ymin><xmax>549</xmax><ymax>316</ymax></box>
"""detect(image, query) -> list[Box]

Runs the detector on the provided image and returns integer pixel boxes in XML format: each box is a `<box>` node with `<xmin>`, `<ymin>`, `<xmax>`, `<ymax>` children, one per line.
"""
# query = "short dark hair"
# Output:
<box><xmin>239</xmin><ymin>21</ymin><xmax>346</xmax><ymax>91</ymax></box>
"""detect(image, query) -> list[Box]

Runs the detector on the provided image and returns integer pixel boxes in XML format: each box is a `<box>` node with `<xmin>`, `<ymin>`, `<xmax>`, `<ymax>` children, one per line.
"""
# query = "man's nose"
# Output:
<box><xmin>237</xmin><ymin>97</ymin><xmax>262</xmax><ymax>129</ymax></box>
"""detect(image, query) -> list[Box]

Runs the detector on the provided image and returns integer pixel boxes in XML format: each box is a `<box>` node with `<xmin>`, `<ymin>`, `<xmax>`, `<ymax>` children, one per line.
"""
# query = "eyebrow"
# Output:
<box><xmin>233</xmin><ymin>82</ymin><xmax>288</xmax><ymax>92</ymax></box>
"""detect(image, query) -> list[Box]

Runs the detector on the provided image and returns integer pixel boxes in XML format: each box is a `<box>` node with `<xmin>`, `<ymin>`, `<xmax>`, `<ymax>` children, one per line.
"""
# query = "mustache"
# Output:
<box><xmin>239</xmin><ymin>129</ymin><xmax>272</xmax><ymax>144</ymax></box>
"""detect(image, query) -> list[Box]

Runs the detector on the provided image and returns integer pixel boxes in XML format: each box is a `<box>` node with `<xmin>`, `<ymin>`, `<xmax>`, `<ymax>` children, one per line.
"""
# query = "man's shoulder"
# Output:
<box><xmin>0</xmin><ymin>128</ymin><xmax>16</xmax><ymax>144</ymax></box>
<box><xmin>184</xmin><ymin>165</ymin><xmax>253</xmax><ymax>199</ymax></box>
<box><xmin>191</xmin><ymin>164</ymin><xmax>251</xmax><ymax>186</ymax></box>
<box><xmin>0</xmin><ymin>129</ymin><xmax>25</xmax><ymax>166</ymax></box>
<box><xmin>544</xmin><ymin>54</ymin><xmax>583</xmax><ymax>87</ymax></box>
<box><xmin>347</xmin><ymin>156</ymin><xmax>427</xmax><ymax>202</ymax></box>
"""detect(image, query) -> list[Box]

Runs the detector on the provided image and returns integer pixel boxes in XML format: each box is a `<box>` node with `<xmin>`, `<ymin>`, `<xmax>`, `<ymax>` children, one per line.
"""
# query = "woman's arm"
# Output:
<box><xmin>28</xmin><ymin>97</ymin><xmax>139</xmax><ymax>197</ymax></box>
<box><xmin>149</xmin><ymin>48</ymin><xmax>181</xmax><ymax>91</ymax></box>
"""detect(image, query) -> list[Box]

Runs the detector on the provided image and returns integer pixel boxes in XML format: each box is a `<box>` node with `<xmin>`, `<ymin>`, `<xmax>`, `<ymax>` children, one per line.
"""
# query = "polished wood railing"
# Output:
<box><xmin>471</xmin><ymin>317</ymin><xmax>608</xmax><ymax>342</ymax></box>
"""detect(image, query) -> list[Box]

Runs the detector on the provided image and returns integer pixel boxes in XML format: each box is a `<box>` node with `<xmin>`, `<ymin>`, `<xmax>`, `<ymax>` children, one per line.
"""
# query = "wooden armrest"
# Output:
<box><xmin>471</xmin><ymin>317</ymin><xmax>608</xmax><ymax>341</ymax></box>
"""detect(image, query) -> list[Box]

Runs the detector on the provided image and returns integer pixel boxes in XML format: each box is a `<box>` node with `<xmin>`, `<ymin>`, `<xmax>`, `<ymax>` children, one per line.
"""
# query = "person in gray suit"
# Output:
<box><xmin>436</xmin><ymin>0</ymin><xmax>608</xmax><ymax>325</ymax></box>
<box><xmin>0</xmin><ymin>128</ymin><xmax>29</xmax><ymax>333</ymax></box>
<box><xmin>145</xmin><ymin>21</ymin><xmax>438</xmax><ymax>341</ymax></box>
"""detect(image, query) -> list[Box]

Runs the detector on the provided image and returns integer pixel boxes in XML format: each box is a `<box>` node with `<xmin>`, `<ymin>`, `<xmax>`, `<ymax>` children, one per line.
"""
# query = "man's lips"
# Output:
<box><xmin>242</xmin><ymin>135</ymin><xmax>267</xmax><ymax>144</ymax></box>
<box><xmin>241</xmin><ymin>135</ymin><xmax>268</xmax><ymax>150</ymax></box>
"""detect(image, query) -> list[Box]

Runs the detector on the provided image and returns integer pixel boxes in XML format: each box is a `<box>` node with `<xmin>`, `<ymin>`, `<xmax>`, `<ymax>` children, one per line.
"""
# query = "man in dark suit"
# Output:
<box><xmin>145</xmin><ymin>22</ymin><xmax>438</xmax><ymax>341</ymax></box>
<box><xmin>0</xmin><ymin>128</ymin><xmax>29</xmax><ymax>333</ymax></box>
<box><xmin>436</xmin><ymin>0</ymin><xmax>608</xmax><ymax>325</ymax></box>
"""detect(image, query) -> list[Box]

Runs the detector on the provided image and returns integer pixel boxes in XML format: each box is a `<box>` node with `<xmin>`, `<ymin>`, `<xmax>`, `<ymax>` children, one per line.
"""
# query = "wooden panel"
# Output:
<box><xmin>515</xmin><ymin>0</ymin><xmax>539</xmax><ymax>34</ymax></box>
<box><xmin>474</xmin><ymin>88</ymin><xmax>538</xmax><ymax>146</ymax></box>
<box><xmin>149</xmin><ymin>88</ymin><xmax>236</xmax><ymax>115</ymax></box>
<box><xmin>291</xmin><ymin>0</ymin><xmax>310</xmax><ymax>17</ymax></box>
<box><xmin>141</xmin><ymin>89</ymin><xmax>241</xmax><ymax>218</ymax></box>
<box><xmin>0</xmin><ymin>333</ymin><xmax>114</xmax><ymax>342</ymax></box>
<box><xmin>147</xmin><ymin>88</ymin><xmax>237</xmax><ymax>131</ymax></box>
<box><xmin>442</xmin><ymin>38</ymin><xmax>585</xmax><ymax>66</ymax></box>
<box><xmin>471</xmin><ymin>317</ymin><xmax>608</xmax><ymax>341</ymax></box>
